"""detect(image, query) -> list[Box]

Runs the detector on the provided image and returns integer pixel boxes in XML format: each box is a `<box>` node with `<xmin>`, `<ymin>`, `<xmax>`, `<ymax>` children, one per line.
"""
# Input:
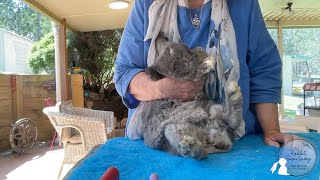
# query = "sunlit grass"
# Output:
<box><xmin>284</xmin><ymin>109</ymin><xmax>296</xmax><ymax>119</ymax></box>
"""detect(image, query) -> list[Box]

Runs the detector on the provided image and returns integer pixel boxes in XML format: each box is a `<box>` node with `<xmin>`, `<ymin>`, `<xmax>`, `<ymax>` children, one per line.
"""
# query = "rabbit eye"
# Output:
<box><xmin>165</xmin><ymin>47</ymin><xmax>170</xmax><ymax>54</ymax></box>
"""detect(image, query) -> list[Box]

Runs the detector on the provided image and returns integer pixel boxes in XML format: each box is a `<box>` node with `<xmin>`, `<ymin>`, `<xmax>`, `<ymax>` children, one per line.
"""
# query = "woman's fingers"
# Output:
<box><xmin>158</xmin><ymin>78</ymin><xmax>204</xmax><ymax>101</ymax></box>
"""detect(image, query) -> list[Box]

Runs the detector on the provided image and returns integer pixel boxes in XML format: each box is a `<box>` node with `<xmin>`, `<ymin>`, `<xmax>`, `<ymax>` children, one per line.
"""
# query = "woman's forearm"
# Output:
<box><xmin>255</xmin><ymin>103</ymin><xmax>281</xmax><ymax>135</ymax></box>
<box><xmin>129</xmin><ymin>72</ymin><xmax>162</xmax><ymax>101</ymax></box>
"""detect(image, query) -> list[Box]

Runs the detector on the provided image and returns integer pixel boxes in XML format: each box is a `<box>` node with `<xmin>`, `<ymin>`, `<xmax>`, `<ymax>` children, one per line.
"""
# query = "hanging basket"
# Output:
<box><xmin>9</xmin><ymin>118</ymin><xmax>38</xmax><ymax>153</ymax></box>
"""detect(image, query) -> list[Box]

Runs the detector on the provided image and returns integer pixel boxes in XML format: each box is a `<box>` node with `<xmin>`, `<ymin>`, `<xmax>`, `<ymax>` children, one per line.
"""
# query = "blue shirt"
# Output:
<box><xmin>114</xmin><ymin>0</ymin><xmax>282</xmax><ymax>135</ymax></box>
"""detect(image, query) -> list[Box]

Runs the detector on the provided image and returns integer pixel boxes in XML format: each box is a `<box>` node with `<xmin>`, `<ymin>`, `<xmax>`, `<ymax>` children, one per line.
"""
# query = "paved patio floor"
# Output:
<box><xmin>0</xmin><ymin>145</ymin><xmax>73</xmax><ymax>180</ymax></box>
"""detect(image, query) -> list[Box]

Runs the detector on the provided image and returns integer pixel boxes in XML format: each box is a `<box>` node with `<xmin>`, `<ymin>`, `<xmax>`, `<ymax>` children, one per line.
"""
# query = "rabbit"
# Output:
<box><xmin>130</xmin><ymin>35</ymin><xmax>245</xmax><ymax>160</ymax></box>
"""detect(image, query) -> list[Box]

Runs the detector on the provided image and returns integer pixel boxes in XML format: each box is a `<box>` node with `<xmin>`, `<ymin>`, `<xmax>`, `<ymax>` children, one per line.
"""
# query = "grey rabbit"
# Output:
<box><xmin>130</xmin><ymin>35</ymin><xmax>245</xmax><ymax>160</ymax></box>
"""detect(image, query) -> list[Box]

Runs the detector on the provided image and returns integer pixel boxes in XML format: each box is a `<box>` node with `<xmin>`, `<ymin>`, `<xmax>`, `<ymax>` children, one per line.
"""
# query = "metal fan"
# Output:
<box><xmin>281</xmin><ymin>2</ymin><xmax>293</xmax><ymax>11</ymax></box>
<box><xmin>281</xmin><ymin>2</ymin><xmax>294</xmax><ymax>15</ymax></box>
<box><xmin>280</xmin><ymin>2</ymin><xmax>315</xmax><ymax>15</ymax></box>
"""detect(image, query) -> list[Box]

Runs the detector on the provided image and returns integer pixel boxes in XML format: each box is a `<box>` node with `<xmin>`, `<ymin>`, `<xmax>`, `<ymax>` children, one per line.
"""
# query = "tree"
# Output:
<box><xmin>0</xmin><ymin>0</ymin><xmax>51</xmax><ymax>41</ymax></box>
<box><xmin>74</xmin><ymin>30</ymin><xmax>123</xmax><ymax>91</ymax></box>
<box><xmin>268</xmin><ymin>28</ymin><xmax>320</xmax><ymax>75</ymax></box>
<box><xmin>29</xmin><ymin>29</ymin><xmax>123</xmax><ymax>92</ymax></box>
<box><xmin>28</xmin><ymin>32</ymin><xmax>55</xmax><ymax>74</ymax></box>
<box><xmin>28</xmin><ymin>31</ymin><xmax>76</xmax><ymax>74</ymax></box>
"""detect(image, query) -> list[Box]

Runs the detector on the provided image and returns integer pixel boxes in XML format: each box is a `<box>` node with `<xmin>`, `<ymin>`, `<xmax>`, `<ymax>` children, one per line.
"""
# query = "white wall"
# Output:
<box><xmin>0</xmin><ymin>29</ymin><xmax>34</xmax><ymax>74</ymax></box>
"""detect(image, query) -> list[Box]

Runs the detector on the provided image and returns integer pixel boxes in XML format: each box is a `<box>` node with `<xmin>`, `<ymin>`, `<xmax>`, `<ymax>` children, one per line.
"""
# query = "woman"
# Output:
<box><xmin>114</xmin><ymin>0</ymin><xmax>295</xmax><ymax>147</ymax></box>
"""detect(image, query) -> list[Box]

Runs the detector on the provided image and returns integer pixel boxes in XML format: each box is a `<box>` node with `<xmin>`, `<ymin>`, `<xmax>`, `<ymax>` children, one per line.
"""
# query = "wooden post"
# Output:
<box><xmin>59</xmin><ymin>19</ymin><xmax>69</xmax><ymax>101</ymax></box>
<box><xmin>277</xmin><ymin>20</ymin><xmax>285</xmax><ymax>120</ymax></box>
<box><xmin>53</xmin><ymin>23</ymin><xmax>60</xmax><ymax>102</ymax></box>
<box><xmin>12</xmin><ymin>75</ymin><xmax>23</xmax><ymax>122</ymax></box>
<box><xmin>71</xmin><ymin>74</ymin><xmax>84</xmax><ymax>108</ymax></box>
<box><xmin>53</xmin><ymin>19</ymin><xmax>69</xmax><ymax>103</ymax></box>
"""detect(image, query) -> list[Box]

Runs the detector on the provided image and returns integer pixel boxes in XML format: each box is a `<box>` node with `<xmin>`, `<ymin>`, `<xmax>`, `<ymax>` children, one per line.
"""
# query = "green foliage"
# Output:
<box><xmin>284</xmin><ymin>109</ymin><xmax>296</xmax><ymax>119</ymax></box>
<box><xmin>75</xmin><ymin>30</ymin><xmax>123</xmax><ymax>90</ymax></box>
<box><xmin>28</xmin><ymin>31</ymin><xmax>77</xmax><ymax>74</ymax></box>
<box><xmin>0</xmin><ymin>0</ymin><xmax>51</xmax><ymax>41</ymax></box>
<box><xmin>29</xmin><ymin>32</ymin><xmax>55</xmax><ymax>74</ymax></box>
<box><xmin>28</xmin><ymin>30</ymin><xmax>123</xmax><ymax>91</ymax></box>
<box><xmin>268</xmin><ymin>28</ymin><xmax>320</xmax><ymax>75</ymax></box>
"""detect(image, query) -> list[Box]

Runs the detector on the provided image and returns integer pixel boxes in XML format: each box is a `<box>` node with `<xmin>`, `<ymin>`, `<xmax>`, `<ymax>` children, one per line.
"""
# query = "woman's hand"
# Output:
<box><xmin>156</xmin><ymin>77</ymin><xmax>204</xmax><ymax>101</ymax></box>
<box><xmin>255</xmin><ymin>103</ymin><xmax>302</xmax><ymax>148</ymax></box>
<box><xmin>264</xmin><ymin>130</ymin><xmax>301</xmax><ymax>148</ymax></box>
<box><xmin>129</xmin><ymin>72</ymin><xmax>204</xmax><ymax>102</ymax></box>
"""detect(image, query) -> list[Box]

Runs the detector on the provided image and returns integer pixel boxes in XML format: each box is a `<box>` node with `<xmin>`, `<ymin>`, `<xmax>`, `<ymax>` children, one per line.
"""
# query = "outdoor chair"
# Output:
<box><xmin>43</xmin><ymin>101</ymin><xmax>114</xmax><ymax>178</ymax></box>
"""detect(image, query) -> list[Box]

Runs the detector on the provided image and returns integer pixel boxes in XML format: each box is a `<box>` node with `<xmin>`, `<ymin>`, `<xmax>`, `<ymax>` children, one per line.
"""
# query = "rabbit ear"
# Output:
<box><xmin>155</xmin><ymin>33</ymin><xmax>168</xmax><ymax>52</ymax></box>
<box><xmin>270</xmin><ymin>161</ymin><xmax>279</xmax><ymax>174</ymax></box>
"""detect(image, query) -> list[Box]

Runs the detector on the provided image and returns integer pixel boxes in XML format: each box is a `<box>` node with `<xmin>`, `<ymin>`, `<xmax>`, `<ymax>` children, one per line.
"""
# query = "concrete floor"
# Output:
<box><xmin>0</xmin><ymin>145</ymin><xmax>73</xmax><ymax>180</ymax></box>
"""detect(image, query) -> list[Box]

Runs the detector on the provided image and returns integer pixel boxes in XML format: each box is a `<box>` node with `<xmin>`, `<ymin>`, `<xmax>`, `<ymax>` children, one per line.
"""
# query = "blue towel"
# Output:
<box><xmin>67</xmin><ymin>133</ymin><xmax>320</xmax><ymax>180</ymax></box>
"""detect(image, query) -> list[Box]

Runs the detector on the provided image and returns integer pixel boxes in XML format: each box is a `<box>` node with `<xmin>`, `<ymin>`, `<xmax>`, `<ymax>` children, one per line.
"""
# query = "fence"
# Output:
<box><xmin>0</xmin><ymin>75</ymin><xmax>13</xmax><ymax>151</ymax></box>
<box><xmin>0</xmin><ymin>74</ymin><xmax>56</xmax><ymax>151</ymax></box>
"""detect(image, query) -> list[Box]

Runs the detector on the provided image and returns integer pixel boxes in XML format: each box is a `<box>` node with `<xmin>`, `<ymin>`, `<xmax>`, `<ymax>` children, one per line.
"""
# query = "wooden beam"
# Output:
<box><xmin>277</xmin><ymin>20</ymin><xmax>285</xmax><ymax>120</ymax></box>
<box><xmin>287</xmin><ymin>11</ymin><xmax>310</xmax><ymax>21</ymax></box>
<box><xmin>265</xmin><ymin>20</ymin><xmax>278</xmax><ymax>28</ymax></box>
<box><xmin>23</xmin><ymin>0</ymin><xmax>76</xmax><ymax>32</ymax></box>
<box><xmin>265</xmin><ymin>19</ymin><xmax>320</xmax><ymax>28</ymax></box>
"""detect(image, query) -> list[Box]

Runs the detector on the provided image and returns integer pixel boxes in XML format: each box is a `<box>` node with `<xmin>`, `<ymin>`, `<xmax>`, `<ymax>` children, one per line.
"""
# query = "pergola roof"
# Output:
<box><xmin>24</xmin><ymin>0</ymin><xmax>134</xmax><ymax>32</ymax></box>
<box><xmin>24</xmin><ymin>0</ymin><xmax>320</xmax><ymax>31</ymax></box>
<box><xmin>259</xmin><ymin>0</ymin><xmax>320</xmax><ymax>27</ymax></box>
